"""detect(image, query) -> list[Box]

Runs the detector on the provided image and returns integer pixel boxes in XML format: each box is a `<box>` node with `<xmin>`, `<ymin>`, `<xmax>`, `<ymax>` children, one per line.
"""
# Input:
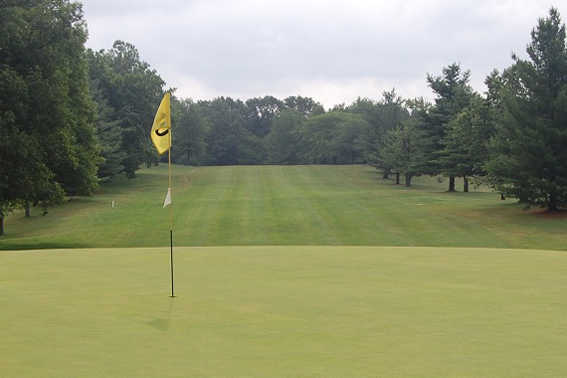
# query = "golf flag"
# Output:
<box><xmin>151</xmin><ymin>93</ymin><xmax>171</xmax><ymax>155</ymax></box>
<box><xmin>163</xmin><ymin>187</ymin><xmax>172</xmax><ymax>208</ymax></box>
<box><xmin>150</xmin><ymin>93</ymin><xmax>175</xmax><ymax>297</ymax></box>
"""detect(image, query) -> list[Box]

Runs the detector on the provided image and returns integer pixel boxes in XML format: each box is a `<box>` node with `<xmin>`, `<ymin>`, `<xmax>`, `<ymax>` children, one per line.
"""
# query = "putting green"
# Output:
<box><xmin>2</xmin><ymin>246</ymin><xmax>566</xmax><ymax>377</ymax></box>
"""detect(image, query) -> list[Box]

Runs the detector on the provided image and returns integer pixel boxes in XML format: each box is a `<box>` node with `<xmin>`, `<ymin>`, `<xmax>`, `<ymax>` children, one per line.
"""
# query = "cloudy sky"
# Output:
<box><xmin>83</xmin><ymin>0</ymin><xmax>565</xmax><ymax>108</ymax></box>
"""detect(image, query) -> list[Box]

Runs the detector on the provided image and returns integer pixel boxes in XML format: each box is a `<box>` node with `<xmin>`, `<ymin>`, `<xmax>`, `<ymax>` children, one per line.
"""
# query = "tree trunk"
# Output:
<box><xmin>382</xmin><ymin>168</ymin><xmax>390</xmax><ymax>179</ymax></box>
<box><xmin>25</xmin><ymin>202</ymin><xmax>31</xmax><ymax>217</ymax></box>
<box><xmin>0</xmin><ymin>215</ymin><xmax>4</xmax><ymax>236</ymax></box>
<box><xmin>463</xmin><ymin>176</ymin><xmax>469</xmax><ymax>193</ymax></box>
<box><xmin>405</xmin><ymin>174</ymin><xmax>412</xmax><ymax>187</ymax></box>
<box><xmin>500</xmin><ymin>193</ymin><xmax>506</xmax><ymax>200</ymax></box>
<box><xmin>395</xmin><ymin>172</ymin><xmax>400</xmax><ymax>185</ymax></box>
<box><xmin>548</xmin><ymin>193</ymin><xmax>558</xmax><ymax>212</ymax></box>
<box><xmin>448</xmin><ymin>176</ymin><xmax>456</xmax><ymax>192</ymax></box>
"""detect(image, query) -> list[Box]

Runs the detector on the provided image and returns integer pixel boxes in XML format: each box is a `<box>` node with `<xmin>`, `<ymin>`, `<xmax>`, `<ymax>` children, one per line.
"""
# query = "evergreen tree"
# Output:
<box><xmin>487</xmin><ymin>8</ymin><xmax>567</xmax><ymax>210</ymax></box>
<box><xmin>425</xmin><ymin>64</ymin><xmax>474</xmax><ymax>191</ymax></box>
<box><xmin>347</xmin><ymin>90</ymin><xmax>409</xmax><ymax>176</ymax></box>
<box><xmin>440</xmin><ymin>95</ymin><xmax>494</xmax><ymax>192</ymax></box>
<box><xmin>380</xmin><ymin>99</ymin><xmax>429</xmax><ymax>186</ymax></box>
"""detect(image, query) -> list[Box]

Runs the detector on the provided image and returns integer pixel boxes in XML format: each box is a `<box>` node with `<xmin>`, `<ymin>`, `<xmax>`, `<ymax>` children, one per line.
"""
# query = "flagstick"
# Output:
<box><xmin>168</xmin><ymin>126</ymin><xmax>175</xmax><ymax>298</ymax></box>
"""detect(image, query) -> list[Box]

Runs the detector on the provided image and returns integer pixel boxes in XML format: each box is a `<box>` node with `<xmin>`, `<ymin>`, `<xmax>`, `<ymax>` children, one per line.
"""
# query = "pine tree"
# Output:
<box><xmin>425</xmin><ymin>64</ymin><xmax>474</xmax><ymax>191</ymax></box>
<box><xmin>487</xmin><ymin>8</ymin><xmax>567</xmax><ymax>210</ymax></box>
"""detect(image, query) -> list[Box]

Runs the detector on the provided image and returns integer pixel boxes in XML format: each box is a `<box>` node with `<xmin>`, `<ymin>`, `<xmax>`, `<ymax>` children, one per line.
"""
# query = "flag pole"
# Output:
<box><xmin>169</xmin><ymin>117</ymin><xmax>175</xmax><ymax>298</ymax></box>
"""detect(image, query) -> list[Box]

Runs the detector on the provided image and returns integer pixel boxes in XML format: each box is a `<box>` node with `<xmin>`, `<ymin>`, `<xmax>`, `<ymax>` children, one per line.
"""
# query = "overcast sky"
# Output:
<box><xmin>83</xmin><ymin>0</ymin><xmax>565</xmax><ymax>109</ymax></box>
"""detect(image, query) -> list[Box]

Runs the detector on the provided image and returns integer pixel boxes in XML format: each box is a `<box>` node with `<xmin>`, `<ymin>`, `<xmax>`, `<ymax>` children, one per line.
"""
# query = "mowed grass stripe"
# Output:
<box><xmin>1</xmin><ymin>164</ymin><xmax>567</xmax><ymax>250</ymax></box>
<box><xmin>1</xmin><ymin>246</ymin><xmax>567</xmax><ymax>377</ymax></box>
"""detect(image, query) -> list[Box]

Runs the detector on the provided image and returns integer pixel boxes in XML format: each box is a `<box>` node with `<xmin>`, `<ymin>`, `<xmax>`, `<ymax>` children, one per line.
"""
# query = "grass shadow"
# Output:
<box><xmin>0</xmin><ymin>242</ymin><xmax>90</xmax><ymax>251</ymax></box>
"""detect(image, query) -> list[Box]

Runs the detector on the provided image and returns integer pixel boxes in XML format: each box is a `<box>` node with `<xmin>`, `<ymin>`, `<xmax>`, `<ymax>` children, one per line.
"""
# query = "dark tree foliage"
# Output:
<box><xmin>170</xmin><ymin>97</ymin><xmax>207</xmax><ymax>165</ymax></box>
<box><xmin>190</xmin><ymin>95</ymin><xmax>325</xmax><ymax>166</ymax></box>
<box><xmin>379</xmin><ymin>98</ymin><xmax>430</xmax><ymax>186</ymax></box>
<box><xmin>244</xmin><ymin>96</ymin><xmax>285</xmax><ymax>138</ymax></box>
<box><xmin>346</xmin><ymin>90</ymin><xmax>409</xmax><ymax>176</ymax></box>
<box><xmin>199</xmin><ymin>97</ymin><xmax>265</xmax><ymax>165</ymax></box>
<box><xmin>0</xmin><ymin>0</ymin><xmax>99</xmax><ymax>233</ymax></box>
<box><xmin>487</xmin><ymin>8</ymin><xmax>567</xmax><ymax>210</ymax></box>
<box><xmin>425</xmin><ymin>64</ymin><xmax>474</xmax><ymax>191</ymax></box>
<box><xmin>266</xmin><ymin>110</ymin><xmax>304</xmax><ymax>164</ymax></box>
<box><xmin>439</xmin><ymin>94</ymin><xmax>495</xmax><ymax>191</ymax></box>
<box><xmin>300</xmin><ymin>112</ymin><xmax>369</xmax><ymax>164</ymax></box>
<box><xmin>86</xmin><ymin>41</ymin><xmax>165</xmax><ymax>178</ymax></box>
<box><xmin>283</xmin><ymin>96</ymin><xmax>325</xmax><ymax>117</ymax></box>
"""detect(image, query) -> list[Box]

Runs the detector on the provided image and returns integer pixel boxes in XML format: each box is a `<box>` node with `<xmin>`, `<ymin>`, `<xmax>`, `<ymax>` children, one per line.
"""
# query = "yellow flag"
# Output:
<box><xmin>150</xmin><ymin>93</ymin><xmax>171</xmax><ymax>155</ymax></box>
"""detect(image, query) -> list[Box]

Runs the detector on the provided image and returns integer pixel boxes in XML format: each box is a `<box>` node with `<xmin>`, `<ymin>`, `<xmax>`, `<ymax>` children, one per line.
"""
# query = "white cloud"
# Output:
<box><xmin>83</xmin><ymin>0</ymin><xmax>567</xmax><ymax>109</ymax></box>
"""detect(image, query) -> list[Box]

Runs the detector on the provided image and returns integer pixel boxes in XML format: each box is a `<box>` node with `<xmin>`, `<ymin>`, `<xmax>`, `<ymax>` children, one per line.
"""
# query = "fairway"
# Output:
<box><xmin>2</xmin><ymin>246</ymin><xmax>567</xmax><ymax>377</ymax></box>
<box><xmin>2</xmin><ymin>165</ymin><xmax>566</xmax><ymax>250</ymax></box>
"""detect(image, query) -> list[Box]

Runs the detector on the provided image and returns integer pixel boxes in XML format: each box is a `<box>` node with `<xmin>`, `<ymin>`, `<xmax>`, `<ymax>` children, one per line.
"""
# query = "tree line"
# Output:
<box><xmin>1</xmin><ymin>1</ymin><xmax>566</xmax><ymax>235</ymax></box>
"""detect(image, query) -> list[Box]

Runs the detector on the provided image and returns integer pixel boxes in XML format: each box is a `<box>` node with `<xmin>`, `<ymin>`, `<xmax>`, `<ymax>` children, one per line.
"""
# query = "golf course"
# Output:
<box><xmin>2</xmin><ymin>164</ymin><xmax>567</xmax><ymax>377</ymax></box>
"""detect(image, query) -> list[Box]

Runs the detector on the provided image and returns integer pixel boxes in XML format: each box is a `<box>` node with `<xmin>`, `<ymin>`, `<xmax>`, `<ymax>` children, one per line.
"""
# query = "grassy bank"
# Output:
<box><xmin>1</xmin><ymin>164</ymin><xmax>566</xmax><ymax>250</ymax></box>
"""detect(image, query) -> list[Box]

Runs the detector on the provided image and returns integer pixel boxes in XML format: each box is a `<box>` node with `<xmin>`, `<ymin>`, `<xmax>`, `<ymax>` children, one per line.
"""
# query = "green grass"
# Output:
<box><xmin>2</xmin><ymin>246</ymin><xmax>567</xmax><ymax>377</ymax></box>
<box><xmin>3</xmin><ymin>165</ymin><xmax>567</xmax><ymax>376</ymax></box>
<box><xmin>1</xmin><ymin>164</ymin><xmax>566</xmax><ymax>250</ymax></box>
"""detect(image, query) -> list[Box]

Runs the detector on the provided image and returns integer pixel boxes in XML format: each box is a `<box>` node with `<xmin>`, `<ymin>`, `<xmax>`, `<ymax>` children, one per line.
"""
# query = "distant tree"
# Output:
<box><xmin>171</xmin><ymin>98</ymin><xmax>207</xmax><ymax>165</ymax></box>
<box><xmin>487</xmin><ymin>8</ymin><xmax>567</xmax><ymax>210</ymax></box>
<box><xmin>200</xmin><ymin>97</ymin><xmax>265</xmax><ymax>165</ymax></box>
<box><xmin>346</xmin><ymin>97</ymin><xmax>381</xmax><ymax>165</ymax></box>
<box><xmin>380</xmin><ymin>99</ymin><xmax>429</xmax><ymax>186</ymax></box>
<box><xmin>300</xmin><ymin>112</ymin><xmax>369</xmax><ymax>164</ymax></box>
<box><xmin>284</xmin><ymin>96</ymin><xmax>325</xmax><ymax>117</ymax></box>
<box><xmin>266</xmin><ymin>110</ymin><xmax>304</xmax><ymax>164</ymax></box>
<box><xmin>244</xmin><ymin>96</ymin><xmax>285</xmax><ymax>138</ymax></box>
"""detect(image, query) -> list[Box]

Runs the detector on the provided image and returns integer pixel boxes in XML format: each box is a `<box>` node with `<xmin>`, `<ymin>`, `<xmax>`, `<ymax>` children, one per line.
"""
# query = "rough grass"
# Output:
<box><xmin>2</xmin><ymin>246</ymin><xmax>567</xmax><ymax>377</ymax></box>
<box><xmin>1</xmin><ymin>165</ymin><xmax>566</xmax><ymax>250</ymax></box>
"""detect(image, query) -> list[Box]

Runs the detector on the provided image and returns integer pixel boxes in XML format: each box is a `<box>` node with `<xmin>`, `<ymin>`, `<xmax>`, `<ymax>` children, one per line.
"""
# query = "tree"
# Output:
<box><xmin>347</xmin><ymin>90</ymin><xmax>409</xmax><ymax>177</ymax></box>
<box><xmin>0</xmin><ymin>0</ymin><xmax>99</xmax><ymax>231</ymax></box>
<box><xmin>86</xmin><ymin>41</ymin><xmax>166</xmax><ymax>178</ymax></box>
<box><xmin>440</xmin><ymin>95</ymin><xmax>494</xmax><ymax>192</ymax></box>
<box><xmin>487</xmin><ymin>8</ymin><xmax>567</xmax><ymax>210</ymax></box>
<box><xmin>380</xmin><ymin>99</ymin><xmax>429</xmax><ymax>186</ymax></box>
<box><xmin>300</xmin><ymin>112</ymin><xmax>369</xmax><ymax>164</ymax></box>
<box><xmin>426</xmin><ymin>64</ymin><xmax>474</xmax><ymax>191</ymax></box>
<box><xmin>244</xmin><ymin>96</ymin><xmax>284</xmax><ymax>138</ymax></box>
<box><xmin>171</xmin><ymin>98</ymin><xmax>207</xmax><ymax>165</ymax></box>
<box><xmin>0</xmin><ymin>116</ymin><xmax>64</xmax><ymax>235</ymax></box>
<box><xmin>283</xmin><ymin>96</ymin><xmax>325</xmax><ymax>118</ymax></box>
<box><xmin>266</xmin><ymin>110</ymin><xmax>304</xmax><ymax>164</ymax></box>
<box><xmin>85</xmin><ymin>50</ymin><xmax>126</xmax><ymax>180</ymax></box>
<box><xmin>200</xmin><ymin>97</ymin><xmax>265</xmax><ymax>165</ymax></box>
